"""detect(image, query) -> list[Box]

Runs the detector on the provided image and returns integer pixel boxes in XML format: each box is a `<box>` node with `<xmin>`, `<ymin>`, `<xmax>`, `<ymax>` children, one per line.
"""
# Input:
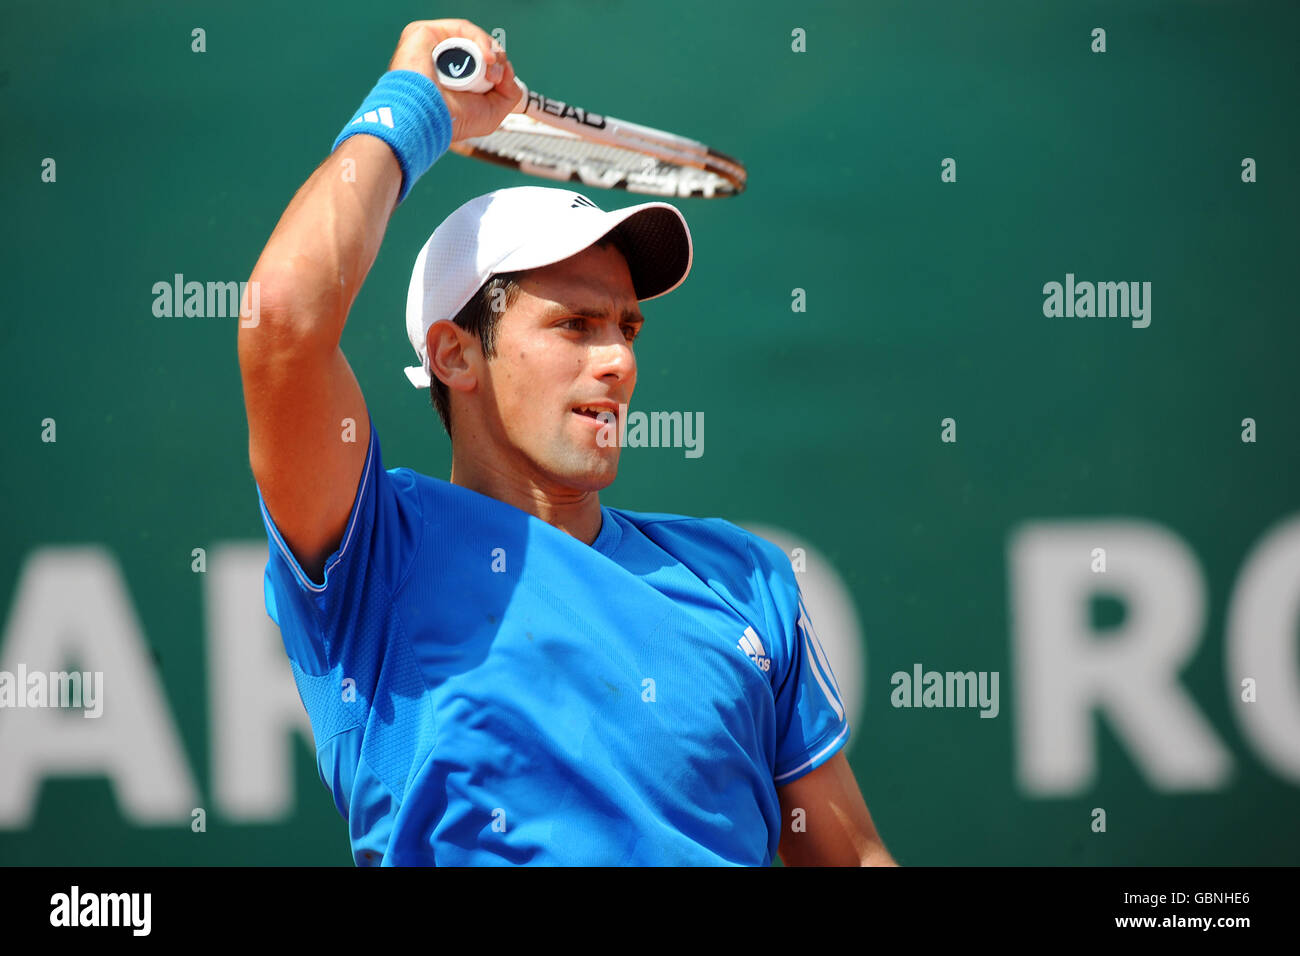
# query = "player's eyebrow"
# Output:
<box><xmin>544</xmin><ymin>303</ymin><xmax>644</xmax><ymax>325</ymax></box>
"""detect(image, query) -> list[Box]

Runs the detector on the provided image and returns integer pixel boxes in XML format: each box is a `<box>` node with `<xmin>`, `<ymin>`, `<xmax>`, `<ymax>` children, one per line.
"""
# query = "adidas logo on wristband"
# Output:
<box><xmin>332</xmin><ymin>71</ymin><xmax>454</xmax><ymax>204</ymax></box>
<box><xmin>351</xmin><ymin>107</ymin><xmax>395</xmax><ymax>129</ymax></box>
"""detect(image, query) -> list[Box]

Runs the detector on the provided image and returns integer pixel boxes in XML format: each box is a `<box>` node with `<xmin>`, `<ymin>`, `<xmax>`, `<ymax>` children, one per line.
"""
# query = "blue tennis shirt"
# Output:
<box><xmin>256</xmin><ymin>419</ymin><xmax>850</xmax><ymax>865</ymax></box>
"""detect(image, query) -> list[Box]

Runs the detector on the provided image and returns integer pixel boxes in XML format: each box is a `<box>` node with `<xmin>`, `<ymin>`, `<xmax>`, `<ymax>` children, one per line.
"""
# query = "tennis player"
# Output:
<box><xmin>238</xmin><ymin>17</ymin><xmax>895</xmax><ymax>866</ymax></box>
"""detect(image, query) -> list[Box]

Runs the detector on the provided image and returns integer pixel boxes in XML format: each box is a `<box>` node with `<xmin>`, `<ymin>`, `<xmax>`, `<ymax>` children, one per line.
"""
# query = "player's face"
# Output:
<box><xmin>481</xmin><ymin>242</ymin><xmax>642</xmax><ymax>492</ymax></box>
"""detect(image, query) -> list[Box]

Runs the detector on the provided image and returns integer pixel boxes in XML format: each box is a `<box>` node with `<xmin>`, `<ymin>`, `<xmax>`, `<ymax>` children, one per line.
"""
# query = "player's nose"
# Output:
<box><xmin>591</xmin><ymin>326</ymin><xmax>635</xmax><ymax>384</ymax></box>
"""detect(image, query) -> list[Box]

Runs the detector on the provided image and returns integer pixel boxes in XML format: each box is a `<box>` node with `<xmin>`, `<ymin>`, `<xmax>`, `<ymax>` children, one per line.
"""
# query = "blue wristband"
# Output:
<box><xmin>333</xmin><ymin>70</ymin><xmax>453</xmax><ymax>204</ymax></box>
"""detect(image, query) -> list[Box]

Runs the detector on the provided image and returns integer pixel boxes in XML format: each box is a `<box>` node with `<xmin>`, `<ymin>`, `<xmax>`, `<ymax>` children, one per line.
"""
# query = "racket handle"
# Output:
<box><xmin>432</xmin><ymin>37</ymin><xmax>493</xmax><ymax>91</ymax></box>
<box><xmin>432</xmin><ymin>38</ymin><xmax>528</xmax><ymax>112</ymax></box>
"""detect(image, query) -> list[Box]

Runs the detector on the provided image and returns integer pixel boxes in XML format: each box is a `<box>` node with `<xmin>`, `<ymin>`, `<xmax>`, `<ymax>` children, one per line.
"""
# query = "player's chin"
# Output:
<box><xmin>578</xmin><ymin>451</ymin><xmax>620</xmax><ymax>489</ymax></box>
<box><xmin>557</xmin><ymin>442</ymin><xmax>620</xmax><ymax>489</ymax></box>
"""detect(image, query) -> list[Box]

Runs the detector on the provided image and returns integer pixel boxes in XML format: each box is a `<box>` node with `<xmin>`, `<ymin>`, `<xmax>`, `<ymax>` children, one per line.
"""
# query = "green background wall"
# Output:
<box><xmin>2</xmin><ymin>0</ymin><xmax>1297</xmax><ymax>865</ymax></box>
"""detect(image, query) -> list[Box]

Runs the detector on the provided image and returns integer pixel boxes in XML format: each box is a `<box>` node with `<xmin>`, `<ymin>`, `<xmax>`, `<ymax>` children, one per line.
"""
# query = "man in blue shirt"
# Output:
<box><xmin>239</xmin><ymin>16</ymin><xmax>895</xmax><ymax>866</ymax></box>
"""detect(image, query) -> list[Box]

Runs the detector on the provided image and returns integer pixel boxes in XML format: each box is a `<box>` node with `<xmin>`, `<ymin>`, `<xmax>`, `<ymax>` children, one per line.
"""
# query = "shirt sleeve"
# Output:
<box><xmin>747</xmin><ymin>534</ymin><xmax>851</xmax><ymax>785</ymax></box>
<box><xmin>255</xmin><ymin>416</ymin><xmax>423</xmax><ymax>678</ymax></box>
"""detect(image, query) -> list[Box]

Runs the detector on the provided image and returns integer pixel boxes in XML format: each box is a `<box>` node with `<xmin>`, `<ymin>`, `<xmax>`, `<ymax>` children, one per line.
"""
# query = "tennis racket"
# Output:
<box><xmin>432</xmin><ymin>38</ymin><xmax>747</xmax><ymax>199</ymax></box>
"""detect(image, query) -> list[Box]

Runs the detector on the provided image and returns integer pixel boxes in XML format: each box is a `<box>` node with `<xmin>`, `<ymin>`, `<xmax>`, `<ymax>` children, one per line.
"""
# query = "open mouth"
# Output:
<box><xmin>573</xmin><ymin>405</ymin><xmax>618</xmax><ymax>425</ymax></box>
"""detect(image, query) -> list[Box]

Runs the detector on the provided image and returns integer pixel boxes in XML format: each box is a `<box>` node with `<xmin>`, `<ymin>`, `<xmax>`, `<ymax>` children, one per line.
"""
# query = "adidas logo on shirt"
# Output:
<box><xmin>351</xmin><ymin>107</ymin><xmax>395</xmax><ymax>129</ymax></box>
<box><xmin>737</xmin><ymin>626</ymin><xmax>771</xmax><ymax>673</ymax></box>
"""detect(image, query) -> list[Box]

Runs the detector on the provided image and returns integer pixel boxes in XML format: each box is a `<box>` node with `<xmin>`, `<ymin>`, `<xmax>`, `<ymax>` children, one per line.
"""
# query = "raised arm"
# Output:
<box><xmin>237</xmin><ymin>19</ymin><xmax>519</xmax><ymax>581</ymax></box>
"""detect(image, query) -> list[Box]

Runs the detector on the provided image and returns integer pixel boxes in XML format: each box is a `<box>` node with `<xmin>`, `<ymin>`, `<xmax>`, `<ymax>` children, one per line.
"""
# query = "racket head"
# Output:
<box><xmin>449</xmin><ymin>113</ymin><xmax>747</xmax><ymax>199</ymax></box>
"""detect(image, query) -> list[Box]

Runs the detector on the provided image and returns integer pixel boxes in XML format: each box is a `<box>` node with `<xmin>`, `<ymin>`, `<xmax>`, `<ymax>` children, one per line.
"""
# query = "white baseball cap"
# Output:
<box><xmin>404</xmin><ymin>186</ymin><xmax>693</xmax><ymax>388</ymax></box>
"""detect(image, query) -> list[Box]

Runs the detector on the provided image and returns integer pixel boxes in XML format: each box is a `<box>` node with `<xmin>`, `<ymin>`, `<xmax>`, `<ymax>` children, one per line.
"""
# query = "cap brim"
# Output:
<box><xmin>495</xmin><ymin>201</ymin><xmax>692</xmax><ymax>303</ymax></box>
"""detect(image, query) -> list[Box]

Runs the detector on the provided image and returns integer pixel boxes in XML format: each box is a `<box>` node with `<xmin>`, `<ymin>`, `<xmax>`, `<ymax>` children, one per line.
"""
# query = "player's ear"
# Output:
<box><xmin>428</xmin><ymin>320</ymin><xmax>479</xmax><ymax>394</ymax></box>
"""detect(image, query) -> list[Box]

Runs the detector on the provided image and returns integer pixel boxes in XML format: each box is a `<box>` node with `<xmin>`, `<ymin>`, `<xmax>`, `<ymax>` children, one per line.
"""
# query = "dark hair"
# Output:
<box><xmin>429</xmin><ymin>231</ymin><xmax>632</xmax><ymax>436</ymax></box>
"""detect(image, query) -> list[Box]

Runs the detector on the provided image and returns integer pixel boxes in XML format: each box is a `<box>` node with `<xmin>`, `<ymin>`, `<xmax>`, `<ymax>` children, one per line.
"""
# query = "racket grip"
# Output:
<box><xmin>432</xmin><ymin>38</ymin><xmax>494</xmax><ymax>92</ymax></box>
<box><xmin>432</xmin><ymin>38</ymin><xmax>529</xmax><ymax>113</ymax></box>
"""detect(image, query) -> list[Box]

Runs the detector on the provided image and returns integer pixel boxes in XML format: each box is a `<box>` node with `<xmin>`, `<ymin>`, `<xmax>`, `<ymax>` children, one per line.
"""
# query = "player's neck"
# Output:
<box><xmin>448</xmin><ymin>450</ymin><xmax>604</xmax><ymax>546</ymax></box>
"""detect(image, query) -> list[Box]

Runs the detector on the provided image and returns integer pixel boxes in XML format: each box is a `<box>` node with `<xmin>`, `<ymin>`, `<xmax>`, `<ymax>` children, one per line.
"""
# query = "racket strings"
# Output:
<box><xmin>458</xmin><ymin>125</ymin><xmax>739</xmax><ymax>198</ymax></box>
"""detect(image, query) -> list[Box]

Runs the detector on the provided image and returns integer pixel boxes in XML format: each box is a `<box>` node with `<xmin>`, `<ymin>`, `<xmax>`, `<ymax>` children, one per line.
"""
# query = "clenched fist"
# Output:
<box><xmin>388</xmin><ymin>19</ymin><xmax>522</xmax><ymax>143</ymax></box>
